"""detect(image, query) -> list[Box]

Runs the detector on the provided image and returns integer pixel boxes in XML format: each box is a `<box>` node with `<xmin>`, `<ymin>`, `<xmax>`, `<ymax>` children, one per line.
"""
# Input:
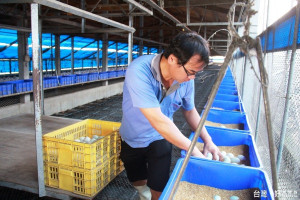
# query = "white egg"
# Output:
<box><xmin>231</xmin><ymin>157</ymin><xmax>241</xmax><ymax>164</ymax></box>
<box><xmin>223</xmin><ymin>156</ymin><xmax>231</xmax><ymax>163</ymax></box>
<box><xmin>230</xmin><ymin>196</ymin><xmax>239</xmax><ymax>200</ymax></box>
<box><xmin>92</xmin><ymin>135</ymin><xmax>99</xmax><ymax>139</ymax></box>
<box><xmin>84</xmin><ymin>136</ymin><xmax>91</xmax><ymax>143</ymax></box>
<box><xmin>90</xmin><ymin>138</ymin><xmax>97</xmax><ymax>143</ymax></box>
<box><xmin>74</xmin><ymin>139</ymin><xmax>81</xmax><ymax>143</ymax></box>
<box><xmin>215</xmin><ymin>154</ymin><xmax>220</xmax><ymax>161</ymax></box>
<box><xmin>214</xmin><ymin>195</ymin><xmax>221</xmax><ymax>200</ymax></box>
<box><xmin>206</xmin><ymin>152</ymin><xmax>213</xmax><ymax>160</ymax></box>
<box><xmin>79</xmin><ymin>136</ymin><xmax>85</xmax><ymax>142</ymax></box>
<box><xmin>221</xmin><ymin>151</ymin><xmax>227</xmax><ymax>157</ymax></box>
<box><xmin>237</xmin><ymin>155</ymin><xmax>246</xmax><ymax>161</ymax></box>
<box><xmin>227</xmin><ymin>153</ymin><xmax>234</xmax><ymax>158</ymax></box>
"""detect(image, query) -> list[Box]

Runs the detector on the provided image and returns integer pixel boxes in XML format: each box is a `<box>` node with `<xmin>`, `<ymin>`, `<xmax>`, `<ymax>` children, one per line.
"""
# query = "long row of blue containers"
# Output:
<box><xmin>160</xmin><ymin>68</ymin><xmax>274</xmax><ymax>199</ymax></box>
<box><xmin>0</xmin><ymin>70</ymin><xmax>126</xmax><ymax>96</ymax></box>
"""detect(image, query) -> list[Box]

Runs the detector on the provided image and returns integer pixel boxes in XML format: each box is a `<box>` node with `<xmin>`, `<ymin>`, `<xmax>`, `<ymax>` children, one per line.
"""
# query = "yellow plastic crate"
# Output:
<box><xmin>43</xmin><ymin>119</ymin><xmax>121</xmax><ymax>169</ymax></box>
<box><xmin>44</xmin><ymin>155</ymin><xmax>124</xmax><ymax>197</ymax></box>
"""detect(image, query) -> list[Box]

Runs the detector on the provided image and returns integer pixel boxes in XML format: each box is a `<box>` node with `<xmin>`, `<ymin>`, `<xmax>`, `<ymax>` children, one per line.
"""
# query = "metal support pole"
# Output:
<box><xmin>139</xmin><ymin>16</ymin><xmax>144</xmax><ymax>56</ymax></box>
<box><xmin>9</xmin><ymin>59</ymin><xmax>11</xmax><ymax>74</ymax></box>
<box><xmin>55</xmin><ymin>35</ymin><xmax>61</xmax><ymax>76</ymax></box>
<box><xmin>31</xmin><ymin>3</ymin><xmax>46</xmax><ymax>197</ymax></box>
<box><xmin>71</xmin><ymin>37</ymin><xmax>74</xmax><ymax>74</ymax></box>
<box><xmin>102</xmin><ymin>34</ymin><xmax>108</xmax><ymax>72</ymax></box>
<box><xmin>81</xmin><ymin>0</ymin><xmax>85</xmax><ymax>33</ymax></box>
<box><xmin>186</xmin><ymin>0</ymin><xmax>190</xmax><ymax>24</ymax></box>
<box><xmin>128</xmin><ymin>4</ymin><xmax>133</xmax><ymax>65</ymax></box>
<box><xmin>115</xmin><ymin>42</ymin><xmax>118</xmax><ymax>67</ymax></box>
<box><xmin>50</xmin><ymin>33</ymin><xmax>53</xmax><ymax>76</ymax></box>
<box><xmin>38</xmin><ymin>5</ymin><xmax>44</xmax><ymax>115</ymax></box>
<box><xmin>97</xmin><ymin>39</ymin><xmax>100</xmax><ymax>71</ymax></box>
<box><xmin>254</xmin><ymin>89</ymin><xmax>262</xmax><ymax>141</ymax></box>
<box><xmin>255</xmin><ymin>0</ymin><xmax>270</xmax><ymax>142</ymax></box>
<box><xmin>159</xmin><ymin>21</ymin><xmax>163</xmax><ymax>53</ymax></box>
<box><xmin>169</xmin><ymin>44</ymin><xmax>236</xmax><ymax>199</ymax></box>
<box><xmin>255</xmin><ymin>37</ymin><xmax>278</xmax><ymax>194</ymax></box>
<box><xmin>241</xmin><ymin>55</ymin><xmax>247</xmax><ymax>100</ymax></box>
<box><xmin>276</xmin><ymin>0</ymin><xmax>300</xmax><ymax>173</ymax></box>
<box><xmin>45</xmin><ymin>59</ymin><xmax>48</xmax><ymax>72</ymax></box>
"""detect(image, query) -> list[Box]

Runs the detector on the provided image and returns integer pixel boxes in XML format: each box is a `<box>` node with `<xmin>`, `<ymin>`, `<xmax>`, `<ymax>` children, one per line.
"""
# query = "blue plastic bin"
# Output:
<box><xmin>219</xmin><ymin>85</ymin><xmax>237</xmax><ymax>90</ymax></box>
<box><xmin>88</xmin><ymin>72</ymin><xmax>99</xmax><ymax>81</ymax></box>
<box><xmin>59</xmin><ymin>75</ymin><xmax>76</xmax><ymax>86</ymax></box>
<box><xmin>160</xmin><ymin>158</ymin><xmax>274</xmax><ymax>200</ymax></box>
<box><xmin>0</xmin><ymin>82</ymin><xmax>14</xmax><ymax>96</ymax></box>
<box><xmin>221</xmin><ymin>79</ymin><xmax>235</xmax><ymax>84</ymax></box>
<box><xmin>215</xmin><ymin>94</ymin><xmax>240</xmax><ymax>102</ymax></box>
<box><xmin>99</xmin><ymin>71</ymin><xmax>108</xmax><ymax>79</ymax></box>
<box><xmin>43</xmin><ymin>77</ymin><xmax>59</xmax><ymax>88</ymax></box>
<box><xmin>181</xmin><ymin>129</ymin><xmax>261</xmax><ymax>167</ymax></box>
<box><xmin>116</xmin><ymin>70</ymin><xmax>125</xmax><ymax>77</ymax></box>
<box><xmin>202</xmin><ymin>109</ymin><xmax>250</xmax><ymax>130</ymax></box>
<box><xmin>212</xmin><ymin>100</ymin><xmax>244</xmax><ymax>111</ymax></box>
<box><xmin>225</xmin><ymin>69</ymin><xmax>233</xmax><ymax>75</ymax></box>
<box><xmin>7</xmin><ymin>79</ymin><xmax>33</xmax><ymax>93</ymax></box>
<box><xmin>108</xmin><ymin>71</ymin><xmax>117</xmax><ymax>78</ymax></box>
<box><xmin>220</xmin><ymin>82</ymin><xmax>236</xmax><ymax>87</ymax></box>
<box><xmin>21</xmin><ymin>79</ymin><xmax>33</xmax><ymax>92</ymax></box>
<box><xmin>76</xmin><ymin>74</ymin><xmax>88</xmax><ymax>83</ymax></box>
<box><xmin>217</xmin><ymin>89</ymin><xmax>238</xmax><ymax>95</ymax></box>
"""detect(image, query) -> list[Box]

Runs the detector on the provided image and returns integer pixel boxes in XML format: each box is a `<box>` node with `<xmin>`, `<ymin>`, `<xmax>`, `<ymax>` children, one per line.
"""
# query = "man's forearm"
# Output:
<box><xmin>140</xmin><ymin>107</ymin><xmax>204</xmax><ymax>157</ymax></box>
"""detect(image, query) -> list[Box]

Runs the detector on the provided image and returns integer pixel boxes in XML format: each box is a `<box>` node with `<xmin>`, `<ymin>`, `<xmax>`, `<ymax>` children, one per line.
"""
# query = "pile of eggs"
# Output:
<box><xmin>74</xmin><ymin>135</ymin><xmax>104</xmax><ymax>144</ymax></box>
<box><xmin>205</xmin><ymin>151</ymin><xmax>246</xmax><ymax>165</ymax></box>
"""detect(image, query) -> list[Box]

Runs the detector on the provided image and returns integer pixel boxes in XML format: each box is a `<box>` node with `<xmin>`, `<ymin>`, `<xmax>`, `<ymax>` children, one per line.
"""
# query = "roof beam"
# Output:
<box><xmin>0</xmin><ymin>0</ymin><xmax>135</xmax><ymax>33</ymax></box>
<box><xmin>86</xmin><ymin>3</ymin><xmax>128</xmax><ymax>11</ymax></box>
<box><xmin>110</xmin><ymin>32</ymin><xmax>168</xmax><ymax>46</ymax></box>
<box><xmin>0</xmin><ymin>24</ymin><xmax>31</xmax><ymax>32</ymax></box>
<box><xmin>177</xmin><ymin>22</ymin><xmax>243</xmax><ymax>26</ymax></box>
<box><xmin>43</xmin><ymin>18</ymin><xmax>127</xmax><ymax>33</ymax></box>
<box><xmin>100</xmin><ymin>12</ymin><xmax>148</xmax><ymax>17</ymax></box>
<box><xmin>123</xmin><ymin>0</ymin><xmax>153</xmax><ymax>16</ymax></box>
<box><xmin>43</xmin><ymin>28</ymin><xmax>127</xmax><ymax>34</ymax></box>
<box><xmin>164</xmin><ymin>0</ymin><xmax>243</xmax><ymax>8</ymax></box>
<box><xmin>141</xmin><ymin>0</ymin><xmax>190</xmax><ymax>31</ymax></box>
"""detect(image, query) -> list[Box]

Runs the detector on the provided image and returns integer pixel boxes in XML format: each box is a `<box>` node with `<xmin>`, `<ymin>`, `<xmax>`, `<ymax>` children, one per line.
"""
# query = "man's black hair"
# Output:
<box><xmin>163</xmin><ymin>31</ymin><xmax>210</xmax><ymax>66</ymax></box>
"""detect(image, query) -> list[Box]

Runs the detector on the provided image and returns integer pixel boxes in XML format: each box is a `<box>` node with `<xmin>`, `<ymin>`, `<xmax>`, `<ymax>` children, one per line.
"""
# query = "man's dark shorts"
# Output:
<box><xmin>120</xmin><ymin>139</ymin><xmax>172</xmax><ymax>192</ymax></box>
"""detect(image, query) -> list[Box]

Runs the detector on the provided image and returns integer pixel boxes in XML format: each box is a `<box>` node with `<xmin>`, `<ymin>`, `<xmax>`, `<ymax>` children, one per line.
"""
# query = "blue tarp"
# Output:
<box><xmin>0</xmin><ymin>30</ymin><xmax>158</xmax><ymax>73</ymax></box>
<box><xmin>233</xmin><ymin>6</ymin><xmax>299</xmax><ymax>58</ymax></box>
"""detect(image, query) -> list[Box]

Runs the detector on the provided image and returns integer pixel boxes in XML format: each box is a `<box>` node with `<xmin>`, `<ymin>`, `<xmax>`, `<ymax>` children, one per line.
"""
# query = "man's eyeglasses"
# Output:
<box><xmin>181</xmin><ymin>64</ymin><xmax>197</xmax><ymax>77</ymax></box>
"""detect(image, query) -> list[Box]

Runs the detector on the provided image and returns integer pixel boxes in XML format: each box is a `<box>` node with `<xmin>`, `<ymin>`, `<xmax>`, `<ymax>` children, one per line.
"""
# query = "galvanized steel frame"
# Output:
<box><xmin>0</xmin><ymin>0</ymin><xmax>136</xmax><ymax>33</ymax></box>
<box><xmin>31</xmin><ymin>3</ymin><xmax>45</xmax><ymax>197</ymax></box>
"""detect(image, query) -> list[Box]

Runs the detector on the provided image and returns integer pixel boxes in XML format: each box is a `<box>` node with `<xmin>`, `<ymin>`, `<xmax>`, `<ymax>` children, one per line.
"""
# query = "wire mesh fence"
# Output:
<box><xmin>231</xmin><ymin>48</ymin><xmax>300</xmax><ymax>199</ymax></box>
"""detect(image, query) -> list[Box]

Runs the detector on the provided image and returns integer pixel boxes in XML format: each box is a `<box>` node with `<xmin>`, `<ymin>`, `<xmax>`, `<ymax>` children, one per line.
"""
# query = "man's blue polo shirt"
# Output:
<box><xmin>119</xmin><ymin>53</ymin><xmax>195</xmax><ymax>148</ymax></box>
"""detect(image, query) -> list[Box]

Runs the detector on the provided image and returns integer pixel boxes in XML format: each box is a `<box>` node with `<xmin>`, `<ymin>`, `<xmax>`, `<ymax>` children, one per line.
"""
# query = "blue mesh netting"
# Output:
<box><xmin>0</xmin><ymin>30</ymin><xmax>158</xmax><ymax>73</ymax></box>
